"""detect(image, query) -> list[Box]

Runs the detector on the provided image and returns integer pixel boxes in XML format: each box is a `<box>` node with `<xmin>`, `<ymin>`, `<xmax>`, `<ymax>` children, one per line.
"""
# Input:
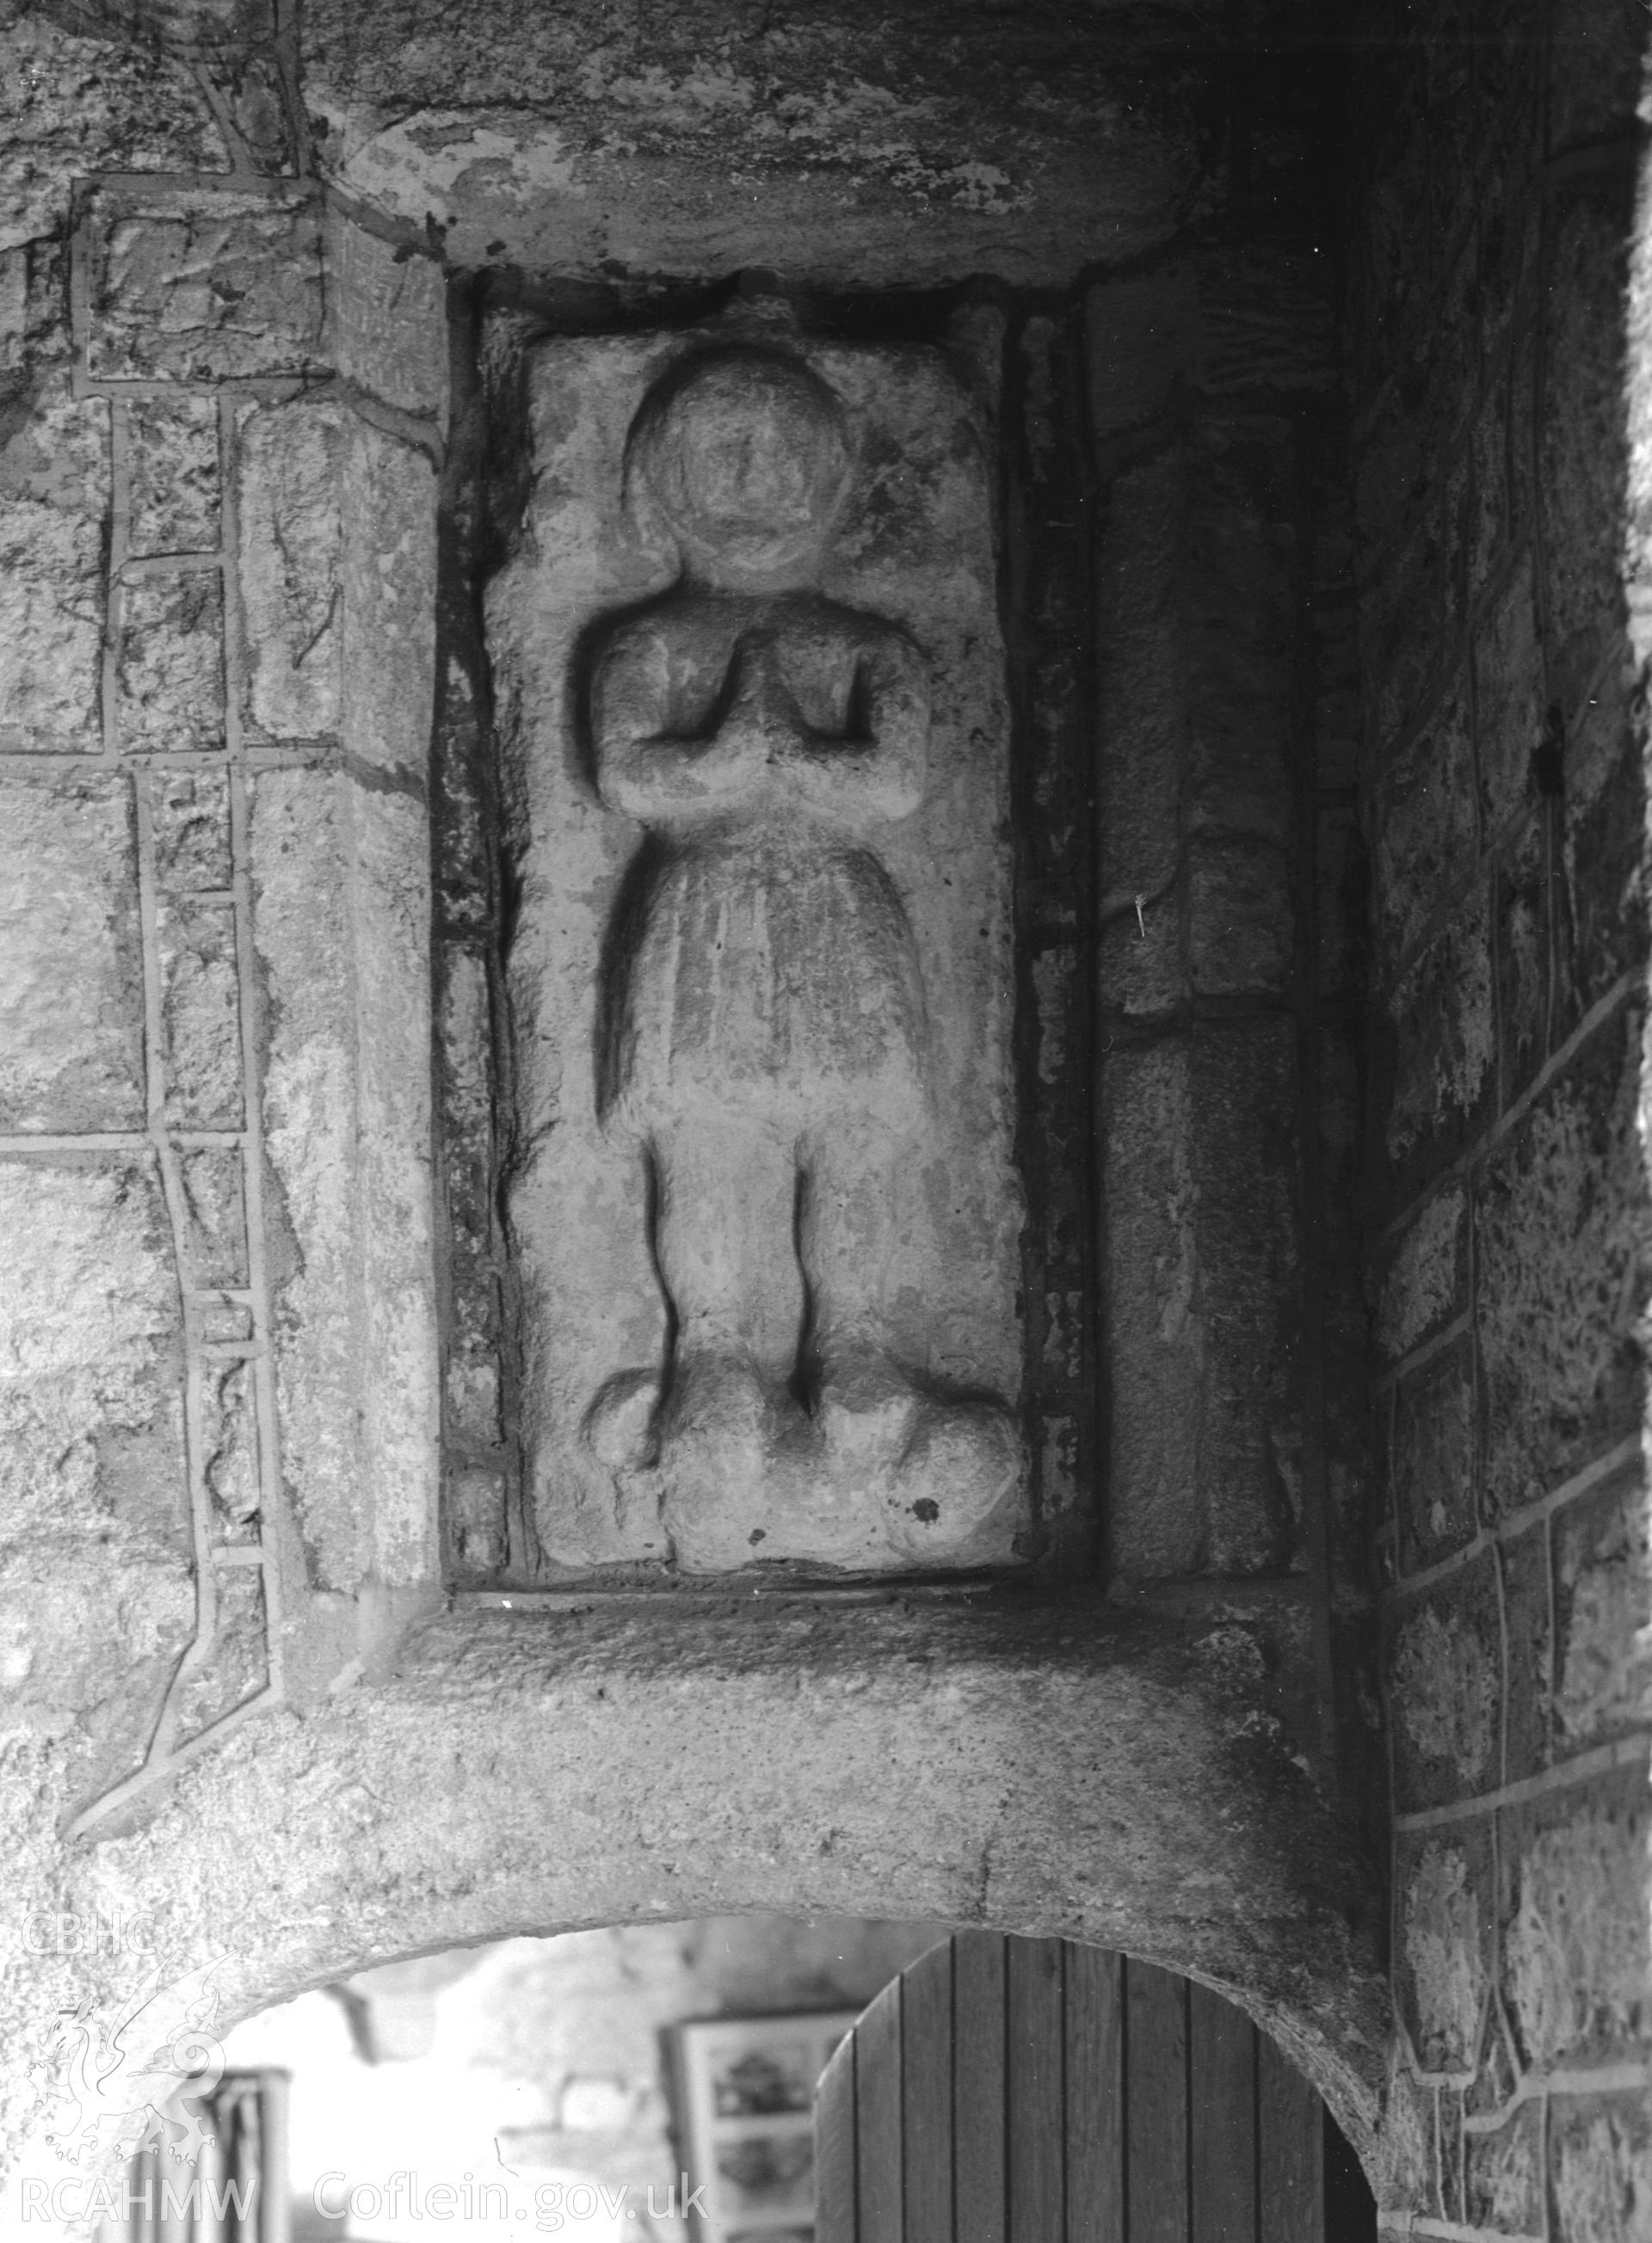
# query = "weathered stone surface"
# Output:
<box><xmin>1540</xmin><ymin>193</ymin><xmax>1630</xmax><ymax>712</ymax></box>
<box><xmin>1103</xmin><ymin>1036</ymin><xmax>1199</xmax><ymax>1574</ymax></box>
<box><xmin>202</xmin><ymin>1359</ymin><xmax>259</xmax><ymax>1536</ymax></box>
<box><xmin>1476</xmin><ymin>1013</ymin><xmax>1650</xmax><ymax>1517</ymax></box>
<box><xmin>115</xmin><ymin>570</ymin><xmax>225</xmax><ymax>752</ymax></box>
<box><xmin>1438</xmin><ymin>2088</ymin><xmax>1464</xmax><ymax>2223</ymax></box>
<box><xmin>1472</xmin><ymin>556</ymin><xmax>1542</xmax><ymax>834</ymax></box>
<box><xmin>490</xmin><ymin>329</ymin><xmax>1021</xmax><ymax>1574</ymax></box>
<box><xmin>235</xmin><ymin>395</ymin><xmax>346</xmax><ymax>739</ymax></box>
<box><xmin>1554</xmin><ymin>1473</ymin><xmax>1652</xmax><ymax>1752</ymax></box>
<box><xmin>1375</xmin><ymin>687</ymin><xmax>1475</xmax><ymax>976</ymax></box>
<box><xmin>303</xmin><ymin>0</ymin><xmax>1197</xmax><ymax>286</ymax></box>
<box><xmin>0</xmin><ymin>244</ymin><xmax>23</xmax><ymax>367</ymax></box>
<box><xmin>1372</xmin><ymin>2048</ymin><xmax>1433</xmax><ymax>2215</ymax></box>
<box><xmin>1354</xmin><ymin>382</ymin><xmax>1421</xmax><ymax>556</ymax></box>
<box><xmin>0</xmin><ymin>12</ymin><xmax>220</xmax><ymax>252</ymax></box>
<box><xmin>1464</xmin><ymin>2102</ymin><xmax>1545</xmax><ymax>2238</ymax></box>
<box><xmin>1495</xmin><ymin>810</ymin><xmax>1548</xmax><ymax>1099</ymax></box>
<box><xmin>340</xmin><ymin>418</ymin><xmax>435</xmax><ymax>778</ymax></box>
<box><xmin>0</xmin><ymin>383</ymin><xmax>108</xmax><ymax>747</ymax></box>
<box><xmin>0</xmin><ymin>773</ymin><xmax>145</xmax><ymax>1132</ymax></box>
<box><xmin>0</xmin><ymin>1154</ymin><xmax>193</xmax><ymax>1736</ymax></box>
<box><xmin>1550</xmin><ymin>2102</ymin><xmax>1652</xmax><ymax>2243</ymax></box>
<box><xmin>1501</xmin><ymin>1519</ymin><xmax>1551</xmax><ymax>1785</ymax></box>
<box><xmin>157</xmin><ymin>900</ymin><xmax>243</xmax><ymax>1130</ymax></box>
<box><xmin>1103</xmin><ymin>1037</ymin><xmax>1200</xmax><ymax>1576</ymax></box>
<box><xmin>176</xmin><ymin>1145</ymin><xmax>247</xmax><ymax>1288</ymax></box>
<box><xmin>173</xmin><ymin>1565</ymin><xmax>266</xmax><ymax>1741</ymax></box>
<box><xmin>251</xmin><ymin>767</ymin><xmax>438</xmax><ymax>1591</ymax></box>
<box><xmin>151</xmin><ymin>768</ymin><xmax>231</xmax><ymax>890</ymax></box>
<box><xmin>1084</xmin><ymin>268</ymin><xmax>1198</xmax><ymax>438</ymax></box>
<box><xmin>1181</xmin><ymin>420</ymin><xmax>1295</xmax><ymax>847</ymax></box>
<box><xmin>447</xmin><ymin>1463</ymin><xmax>506</xmax><ymax>1574</ymax></box>
<box><xmin>219</xmin><ymin>46</ymin><xmax>294</xmax><ymax>169</ymax></box>
<box><xmin>1560</xmin><ymin>668</ymin><xmax>1646</xmax><ymax>1027</ymax></box>
<box><xmin>1189</xmin><ymin>1020</ymin><xmax>1300</xmax><ymax>1574</ymax></box>
<box><xmin>1365</xmin><ymin>526</ymin><xmax>1446</xmax><ymax>749</ymax></box>
<box><xmin>1388</xmin><ymin>1565</ymin><xmax>1501</xmax><ymax>1808</ymax></box>
<box><xmin>1502</xmin><ymin>1780</ymin><xmax>1649</xmax><ymax>2068</ymax></box>
<box><xmin>1383</xmin><ymin>879</ymin><xmax>1493</xmax><ymax>1168</ymax></box>
<box><xmin>439</xmin><ymin>946</ymin><xmax>501</xmax><ymax>1452</ymax></box>
<box><xmin>0</xmin><ymin>1590</ymin><xmax>1388</xmax><ymax>2202</ymax></box>
<box><xmin>1375</xmin><ymin>1186</ymin><xmax>1465</xmax><ymax>1362</ymax></box>
<box><xmin>1467</xmin><ymin>380</ymin><xmax>1508</xmax><ymax>605</ymax></box>
<box><xmin>1396</xmin><ymin>1827</ymin><xmax>1492</xmax><ymax>2072</ymax></box>
<box><xmin>1357</xmin><ymin>6</ymin><xmax>1652</xmax><ymax>2222</ymax></box>
<box><xmin>1193</xmin><ymin>242</ymin><xmax>1336</xmax><ymax>396</ymax></box>
<box><xmin>126</xmin><ymin>392</ymin><xmax>220</xmax><ymax>558</ymax></box>
<box><xmin>1106</xmin><ymin>1021</ymin><xmax>1300</xmax><ymax>1580</ymax></box>
<box><xmin>83</xmin><ymin>184</ymin><xmax>324</xmax><ymax>383</ymax></box>
<box><xmin>1095</xmin><ymin>451</ymin><xmax>1186</xmax><ymax>1014</ymax></box>
<box><xmin>1316</xmin><ymin>801</ymin><xmax>1361</xmax><ymax>997</ymax></box>
<box><xmin>1187</xmin><ymin>835</ymin><xmax>1293</xmax><ymax>995</ymax></box>
<box><xmin>322</xmin><ymin>209</ymin><xmax>447</xmax><ymax>422</ymax></box>
<box><xmin>1391</xmin><ymin>1335</ymin><xmax>1475</xmax><ymax>1572</ymax></box>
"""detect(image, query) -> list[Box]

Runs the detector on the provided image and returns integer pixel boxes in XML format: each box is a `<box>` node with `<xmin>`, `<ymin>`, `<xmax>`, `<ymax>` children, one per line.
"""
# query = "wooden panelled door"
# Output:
<box><xmin>816</xmin><ymin>1936</ymin><xmax>1368</xmax><ymax>2243</ymax></box>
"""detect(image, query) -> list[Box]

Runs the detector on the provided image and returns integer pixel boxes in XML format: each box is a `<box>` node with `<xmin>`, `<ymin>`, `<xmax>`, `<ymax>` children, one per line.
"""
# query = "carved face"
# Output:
<box><xmin>630</xmin><ymin>348</ymin><xmax>853</xmax><ymax>587</ymax></box>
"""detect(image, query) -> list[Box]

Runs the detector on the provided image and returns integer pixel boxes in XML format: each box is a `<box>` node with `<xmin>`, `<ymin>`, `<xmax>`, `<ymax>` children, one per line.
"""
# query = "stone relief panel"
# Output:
<box><xmin>487</xmin><ymin>327</ymin><xmax>1026</xmax><ymax>1573</ymax></box>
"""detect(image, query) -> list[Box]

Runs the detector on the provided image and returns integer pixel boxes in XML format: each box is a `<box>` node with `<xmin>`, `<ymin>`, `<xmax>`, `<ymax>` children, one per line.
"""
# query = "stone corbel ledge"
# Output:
<box><xmin>12</xmin><ymin>1591</ymin><xmax>1387</xmax><ymax>2183</ymax></box>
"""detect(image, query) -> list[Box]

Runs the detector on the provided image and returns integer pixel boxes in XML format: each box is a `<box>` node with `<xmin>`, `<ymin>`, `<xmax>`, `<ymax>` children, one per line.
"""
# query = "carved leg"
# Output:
<box><xmin>800</xmin><ymin>1115</ymin><xmax>1020</xmax><ymax>1562</ymax></box>
<box><xmin>796</xmin><ymin>1116</ymin><xmax>907</xmax><ymax>1390</ymax></box>
<box><xmin>655</xmin><ymin>1113</ymin><xmax>804</xmax><ymax>1411</ymax></box>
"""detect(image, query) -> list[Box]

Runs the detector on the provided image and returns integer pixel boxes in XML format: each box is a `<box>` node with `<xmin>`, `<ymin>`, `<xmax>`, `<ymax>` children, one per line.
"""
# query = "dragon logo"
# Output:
<box><xmin>28</xmin><ymin>1957</ymin><xmax>229</xmax><ymax>2171</ymax></box>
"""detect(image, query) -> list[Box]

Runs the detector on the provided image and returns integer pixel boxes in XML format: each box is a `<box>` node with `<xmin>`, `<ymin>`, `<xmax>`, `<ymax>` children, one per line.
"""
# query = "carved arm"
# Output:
<box><xmin>773</xmin><ymin>626</ymin><xmax>929</xmax><ymax>824</ymax></box>
<box><xmin>589</xmin><ymin>619</ymin><xmax>767</xmax><ymax>819</ymax></box>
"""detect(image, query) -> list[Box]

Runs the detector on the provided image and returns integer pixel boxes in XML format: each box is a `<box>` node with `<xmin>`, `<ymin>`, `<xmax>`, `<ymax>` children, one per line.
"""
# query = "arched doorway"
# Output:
<box><xmin>83</xmin><ymin>1923</ymin><xmax>1373</xmax><ymax>2243</ymax></box>
<box><xmin>817</xmin><ymin>1936</ymin><xmax>1376</xmax><ymax>2243</ymax></box>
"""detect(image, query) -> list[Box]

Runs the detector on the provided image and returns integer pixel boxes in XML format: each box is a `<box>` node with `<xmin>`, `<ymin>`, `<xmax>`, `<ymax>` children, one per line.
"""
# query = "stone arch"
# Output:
<box><xmin>10</xmin><ymin>1600</ymin><xmax>1386</xmax><ymax>2203</ymax></box>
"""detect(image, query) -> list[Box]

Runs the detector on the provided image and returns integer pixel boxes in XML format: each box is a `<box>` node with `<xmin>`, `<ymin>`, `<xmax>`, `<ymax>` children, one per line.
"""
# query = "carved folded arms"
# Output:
<box><xmin>590</xmin><ymin>595</ymin><xmax>928</xmax><ymax>828</ymax></box>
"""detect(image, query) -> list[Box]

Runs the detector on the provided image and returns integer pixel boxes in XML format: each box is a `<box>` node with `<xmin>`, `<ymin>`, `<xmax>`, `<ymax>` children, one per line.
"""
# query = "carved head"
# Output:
<box><xmin>626</xmin><ymin>346</ymin><xmax>854</xmax><ymax>588</ymax></box>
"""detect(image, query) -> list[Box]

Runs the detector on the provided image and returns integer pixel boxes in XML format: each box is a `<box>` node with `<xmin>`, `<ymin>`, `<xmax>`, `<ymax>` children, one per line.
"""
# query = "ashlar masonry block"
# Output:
<box><xmin>0</xmin><ymin>772</ymin><xmax>145</xmax><ymax>1133</ymax></box>
<box><xmin>0</xmin><ymin>380</ymin><xmax>109</xmax><ymax>748</ymax></box>
<box><xmin>235</xmin><ymin>394</ymin><xmax>347</xmax><ymax>739</ymax></box>
<box><xmin>82</xmin><ymin>183</ymin><xmax>324</xmax><ymax>385</ymax></box>
<box><xmin>126</xmin><ymin>391</ymin><xmax>221</xmax><ymax>558</ymax></box>
<box><xmin>1396</xmin><ymin>1821</ymin><xmax>1495</xmax><ymax>2074</ymax></box>
<box><xmin>0</xmin><ymin>1153</ymin><xmax>193</xmax><ymax>1737</ymax></box>
<box><xmin>1476</xmin><ymin>1008</ymin><xmax>1650</xmax><ymax>1517</ymax></box>
<box><xmin>321</xmin><ymin>209</ymin><xmax>448</xmax><ymax>422</ymax></box>
<box><xmin>115</xmin><ymin>568</ymin><xmax>225</xmax><ymax>752</ymax></box>
<box><xmin>1105</xmin><ymin>1018</ymin><xmax>1301</xmax><ymax>1581</ymax></box>
<box><xmin>1553</xmin><ymin>1470</ymin><xmax>1652</xmax><ymax>1753</ymax></box>
<box><xmin>250</xmin><ymin>767</ymin><xmax>439</xmax><ymax>1593</ymax></box>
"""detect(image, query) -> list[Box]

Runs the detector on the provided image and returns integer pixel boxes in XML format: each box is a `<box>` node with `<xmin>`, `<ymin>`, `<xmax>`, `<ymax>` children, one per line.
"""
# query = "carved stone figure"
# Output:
<box><xmin>579</xmin><ymin>347</ymin><xmax>1018</xmax><ymax>1566</ymax></box>
<box><xmin>489</xmin><ymin>320</ymin><xmax>1026</xmax><ymax>1573</ymax></box>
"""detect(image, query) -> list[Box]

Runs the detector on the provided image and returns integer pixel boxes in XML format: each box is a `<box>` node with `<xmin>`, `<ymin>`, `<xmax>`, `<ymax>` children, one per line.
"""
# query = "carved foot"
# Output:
<box><xmin>627</xmin><ymin>1349</ymin><xmax>1024</xmax><ymax>1573</ymax></box>
<box><xmin>886</xmin><ymin>1399</ymin><xmax>1021</xmax><ymax>1562</ymax></box>
<box><xmin>656</xmin><ymin>1352</ymin><xmax>813</xmax><ymax>1572</ymax></box>
<box><xmin>584</xmin><ymin>1368</ymin><xmax>663</xmax><ymax>1470</ymax></box>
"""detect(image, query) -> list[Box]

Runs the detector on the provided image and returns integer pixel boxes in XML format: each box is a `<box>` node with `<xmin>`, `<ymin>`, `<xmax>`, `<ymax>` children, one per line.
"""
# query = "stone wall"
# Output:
<box><xmin>1351</xmin><ymin>0</ymin><xmax>1652</xmax><ymax>2228</ymax></box>
<box><xmin>1083</xmin><ymin>34</ymin><xmax>1378</xmax><ymax>1811</ymax></box>
<box><xmin>0</xmin><ymin>0</ymin><xmax>447</xmax><ymax>1849</ymax></box>
<box><xmin>24</xmin><ymin>0</ymin><xmax>1652</xmax><ymax>2228</ymax></box>
<box><xmin>0</xmin><ymin>4</ymin><xmax>1402</xmax><ymax>2213</ymax></box>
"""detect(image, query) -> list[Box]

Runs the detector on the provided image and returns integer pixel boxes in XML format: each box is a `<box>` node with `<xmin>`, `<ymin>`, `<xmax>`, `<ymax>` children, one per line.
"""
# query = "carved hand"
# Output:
<box><xmin>770</xmin><ymin>627</ymin><xmax>929</xmax><ymax>823</ymax></box>
<box><xmin>712</xmin><ymin>631</ymin><xmax>813</xmax><ymax>768</ymax></box>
